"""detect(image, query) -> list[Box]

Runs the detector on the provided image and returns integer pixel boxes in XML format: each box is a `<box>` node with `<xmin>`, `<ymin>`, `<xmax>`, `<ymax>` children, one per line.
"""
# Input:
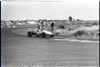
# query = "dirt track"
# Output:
<box><xmin>1</xmin><ymin>28</ymin><xmax>99</xmax><ymax>67</ymax></box>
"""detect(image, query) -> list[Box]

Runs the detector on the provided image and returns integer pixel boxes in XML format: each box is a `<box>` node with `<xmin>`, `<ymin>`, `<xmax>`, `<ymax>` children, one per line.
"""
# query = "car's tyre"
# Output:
<box><xmin>50</xmin><ymin>35</ymin><xmax>54</xmax><ymax>37</ymax></box>
<box><xmin>27</xmin><ymin>31</ymin><xmax>32</xmax><ymax>37</ymax></box>
<box><xmin>36</xmin><ymin>35</ymin><xmax>39</xmax><ymax>37</ymax></box>
<box><xmin>41</xmin><ymin>33</ymin><xmax>46</xmax><ymax>38</ymax></box>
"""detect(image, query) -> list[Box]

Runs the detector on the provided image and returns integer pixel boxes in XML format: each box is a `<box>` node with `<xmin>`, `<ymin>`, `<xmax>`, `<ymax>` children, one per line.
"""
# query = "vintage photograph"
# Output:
<box><xmin>1</xmin><ymin>0</ymin><xmax>99</xmax><ymax>67</ymax></box>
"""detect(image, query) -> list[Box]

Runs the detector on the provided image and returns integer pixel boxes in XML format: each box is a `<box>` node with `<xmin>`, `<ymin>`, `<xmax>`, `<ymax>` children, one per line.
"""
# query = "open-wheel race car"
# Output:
<box><xmin>27</xmin><ymin>28</ymin><xmax>54</xmax><ymax>38</ymax></box>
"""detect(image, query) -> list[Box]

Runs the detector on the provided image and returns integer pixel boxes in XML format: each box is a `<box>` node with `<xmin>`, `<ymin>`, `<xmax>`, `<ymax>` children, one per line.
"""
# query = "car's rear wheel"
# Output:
<box><xmin>40</xmin><ymin>33</ymin><xmax>46</xmax><ymax>38</ymax></box>
<box><xmin>27</xmin><ymin>31</ymin><xmax>32</xmax><ymax>37</ymax></box>
<box><xmin>36</xmin><ymin>35</ymin><xmax>39</xmax><ymax>37</ymax></box>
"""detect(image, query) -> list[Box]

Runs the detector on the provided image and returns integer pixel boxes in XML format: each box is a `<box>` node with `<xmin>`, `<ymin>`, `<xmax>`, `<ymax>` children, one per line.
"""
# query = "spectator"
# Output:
<box><xmin>41</xmin><ymin>20</ymin><xmax>45</xmax><ymax>30</ymax></box>
<box><xmin>51</xmin><ymin>22</ymin><xmax>54</xmax><ymax>32</ymax></box>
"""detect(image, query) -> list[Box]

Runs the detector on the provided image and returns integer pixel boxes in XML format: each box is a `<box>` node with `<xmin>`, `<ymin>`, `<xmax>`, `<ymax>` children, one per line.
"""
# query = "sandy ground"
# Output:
<box><xmin>1</xmin><ymin>28</ymin><xmax>99</xmax><ymax>67</ymax></box>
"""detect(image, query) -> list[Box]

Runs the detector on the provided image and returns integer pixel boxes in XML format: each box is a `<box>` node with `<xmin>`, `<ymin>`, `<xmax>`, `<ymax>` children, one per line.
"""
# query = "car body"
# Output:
<box><xmin>27</xmin><ymin>28</ymin><xmax>54</xmax><ymax>38</ymax></box>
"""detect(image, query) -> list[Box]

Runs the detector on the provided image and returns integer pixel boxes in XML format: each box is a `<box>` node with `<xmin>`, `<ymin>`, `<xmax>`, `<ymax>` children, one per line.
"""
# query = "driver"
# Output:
<box><xmin>37</xmin><ymin>22</ymin><xmax>41</xmax><ymax>32</ymax></box>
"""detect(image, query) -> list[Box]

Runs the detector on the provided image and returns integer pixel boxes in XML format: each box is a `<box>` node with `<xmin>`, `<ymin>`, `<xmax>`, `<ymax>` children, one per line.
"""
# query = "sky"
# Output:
<box><xmin>1</xmin><ymin>0</ymin><xmax>99</xmax><ymax>20</ymax></box>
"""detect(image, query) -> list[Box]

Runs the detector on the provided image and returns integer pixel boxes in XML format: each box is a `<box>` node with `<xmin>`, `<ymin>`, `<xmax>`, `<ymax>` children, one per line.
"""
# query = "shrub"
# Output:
<box><xmin>92</xmin><ymin>22</ymin><xmax>98</xmax><ymax>25</ymax></box>
<box><xmin>73</xmin><ymin>30</ymin><xmax>86</xmax><ymax>36</ymax></box>
<box><xmin>58</xmin><ymin>25</ymin><xmax>65</xmax><ymax>29</ymax></box>
<box><xmin>68</xmin><ymin>28</ymin><xmax>73</xmax><ymax>31</ymax></box>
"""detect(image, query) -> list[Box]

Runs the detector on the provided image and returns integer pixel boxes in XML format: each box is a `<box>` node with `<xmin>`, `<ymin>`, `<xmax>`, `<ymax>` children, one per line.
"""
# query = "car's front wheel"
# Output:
<box><xmin>50</xmin><ymin>35</ymin><xmax>54</xmax><ymax>37</ymax></box>
<box><xmin>27</xmin><ymin>31</ymin><xmax>32</xmax><ymax>37</ymax></box>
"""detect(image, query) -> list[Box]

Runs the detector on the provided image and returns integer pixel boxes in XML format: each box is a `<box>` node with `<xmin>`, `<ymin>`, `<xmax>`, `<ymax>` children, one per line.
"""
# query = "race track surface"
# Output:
<box><xmin>1</xmin><ymin>28</ymin><xmax>99</xmax><ymax>67</ymax></box>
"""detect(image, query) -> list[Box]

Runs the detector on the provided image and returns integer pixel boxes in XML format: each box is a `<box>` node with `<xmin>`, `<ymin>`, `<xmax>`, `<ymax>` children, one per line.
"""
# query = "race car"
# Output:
<box><xmin>27</xmin><ymin>28</ymin><xmax>54</xmax><ymax>38</ymax></box>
